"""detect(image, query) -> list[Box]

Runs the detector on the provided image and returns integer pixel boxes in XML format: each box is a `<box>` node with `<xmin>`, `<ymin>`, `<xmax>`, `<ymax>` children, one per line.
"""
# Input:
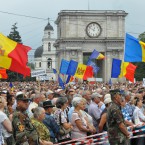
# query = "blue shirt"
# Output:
<box><xmin>121</xmin><ymin>107</ymin><xmax>132</xmax><ymax>122</ymax></box>
<box><xmin>124</xmin><ymin>103</ymin><xmax>135</xmax><ymax>118</ymax></box>
<box><xmin>68</xmin><ymin>107</ymin><xmax>74</xmax><ymax>122</ymax></box>
<box><xmin>43</xmin><ymin>113</ymin><xmax>60</xmax><ymax>138</ymax></box>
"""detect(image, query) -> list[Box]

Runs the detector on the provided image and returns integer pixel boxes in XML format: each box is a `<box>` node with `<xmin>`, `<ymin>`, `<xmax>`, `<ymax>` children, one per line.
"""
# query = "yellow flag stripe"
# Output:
<box><xmin>0</xmin><ymin>33</ymin><xmax>17</xmax><ymax>68</ymax></box>
<box><xmin>74</xmin><ymin>63</ymin><xmax>87</xmax><ymax>79</ymax></box>
<box><xmin>140</xmin><ymin>41</ymin><xmax>145</xmax><ymax>62</ymax></box>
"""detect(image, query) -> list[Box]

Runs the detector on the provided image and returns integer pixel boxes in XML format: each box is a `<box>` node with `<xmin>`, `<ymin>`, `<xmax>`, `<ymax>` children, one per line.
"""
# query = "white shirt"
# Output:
<box><xmin>27</xmin><ymin>102</ymin><xmax>38</xmax><ymax>118</ymax></box>
<box><xmin>0</xmin><ymin>111</ymin><xmax>12</xmax><ymax>138</ymax></box>
<box><xmin>133</xmin><ymin>106</ymin><xmax>145</xmax><ymax>125</ymax></box>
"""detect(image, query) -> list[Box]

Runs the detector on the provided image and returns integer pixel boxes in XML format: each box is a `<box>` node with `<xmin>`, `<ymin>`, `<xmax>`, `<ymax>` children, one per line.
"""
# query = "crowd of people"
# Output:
<box><xmin>0</xmin><ymin>81</ymin><xmax>145</xmax><ymax>145</ymax></box>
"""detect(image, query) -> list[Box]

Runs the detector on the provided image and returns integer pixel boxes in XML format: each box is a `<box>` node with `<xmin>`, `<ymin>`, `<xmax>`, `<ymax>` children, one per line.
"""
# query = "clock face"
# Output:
<box><xmin>86</xmin><ymin>22</ymin><xmax>101</xmax><ymax>38</ymax></box>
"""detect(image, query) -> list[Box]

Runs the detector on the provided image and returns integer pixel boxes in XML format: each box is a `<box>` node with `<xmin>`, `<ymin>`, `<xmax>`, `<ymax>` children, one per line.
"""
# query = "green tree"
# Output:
<box><xmin>27</xmin><ymin>62</ymin><xmax>35</xmax><ymax>70</ymax></box>
<box><xmin>8</xmin><ymin>23</ymin><xmax>22</xmax><ymax>43</ymax></box>
<box><xmin>7</xmin><ymin>23</ymin><xmax>23</xmax><ymax>81</ymax></box>
<box><xmin>133</xmin><ymin>32</ymin><xmax>145</xmax><ymax>81</ymax></box>
<box><xmin>139</xmin><ymin>32</ymin><xmax>145</xmax><ymax>42</ymax></box>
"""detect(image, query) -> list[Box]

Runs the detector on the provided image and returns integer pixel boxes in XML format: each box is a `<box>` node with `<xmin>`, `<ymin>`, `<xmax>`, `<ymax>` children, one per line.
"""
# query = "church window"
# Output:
<box><xmin>48</xmin><ymin>42</ymin><xmax>51</xmax><ymax>51</ymax></box>
<box><xmin>47</xmin><ymin>58</ymin><xmax>52</xmax><ymax>69</ymax></box>
<box><xmin>48</xmin><ymin>32</ymin><xmax>50</xmax><ymax>38</ymax></box>
<box><xmin>39</xmin><ymin>62</ymin><xmax>41</xmax><ymax>67</ymax></box>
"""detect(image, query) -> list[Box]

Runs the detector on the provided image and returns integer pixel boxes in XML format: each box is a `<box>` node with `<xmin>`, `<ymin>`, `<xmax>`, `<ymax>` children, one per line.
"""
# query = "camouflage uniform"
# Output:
<box><xmin>12</xmin><ymin>109</ymin><xmax>39</xmax><ymax>145</ymax></box>
<box><xmin>31</xmin><ymin>118</ymin><xmax>50</xmax><ymax>141</ymax></box>
<box><xmin>107</xmin><ymin>102</ymin><xmax>129</xmax><ymax>145</ymax></box>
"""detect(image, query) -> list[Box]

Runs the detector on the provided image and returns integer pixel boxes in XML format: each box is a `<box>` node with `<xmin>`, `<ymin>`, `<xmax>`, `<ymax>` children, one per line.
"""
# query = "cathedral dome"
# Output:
<box><xmin>44</xmin><ymin>22</ymin><xmax>54</xmax><ymax>31</ymax></box>
<box><xmin>34</xmin><ymin>46</ymin><xmax>43</xmax><ymax>58</ymax></box>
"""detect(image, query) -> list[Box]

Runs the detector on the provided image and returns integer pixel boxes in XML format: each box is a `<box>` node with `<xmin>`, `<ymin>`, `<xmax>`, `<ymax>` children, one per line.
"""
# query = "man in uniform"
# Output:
<box><xmin>107</xmin><ymin>89</ymin><xmax>130</xmax><ymax>145</ymax></box>
<box><xmin>12</xmin><ymin>93</ymin><xmax>39</xmax><ymax>145</ymax></box>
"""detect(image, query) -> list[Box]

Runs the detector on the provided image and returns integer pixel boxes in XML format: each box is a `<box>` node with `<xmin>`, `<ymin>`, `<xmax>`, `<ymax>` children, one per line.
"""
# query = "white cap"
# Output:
<box><xmin>104</xmin><ymin>98</ymin><xmax>112</xmax><ymax>105</ymax></box>
<box><xmin>2</xmin><ymin>90</ymin><xmax>7</xmax><ymax>94</ymax></box>
<box><xmin>91</xmin><ymin>93</ymin><xmax>103</xmax><ymax>100</ymax></box>
<box><xmin>46</xmin><ymin>90</ymin><xmax>54</xmax><ymax>96</ymax></box>
<box><xmin>102</xmin><ymin>87</ymin><xmax>106</xmax><ymax>90</ymax></box>
<box><xmin>56</xmin><ymin>89</ymin><xmax>63</xmax><ymax>93</ymax></box>
<box><xmin>104</xmin><ymin>94</ymin><xmax>111</xmax><ymax>100</ymax></box>
<box><xmin>73</xmin><ymin>86</ymin><xmax>77</xmax><ymax>89</ymax></box>
<box><xmin>16</xmin><ymin>91</ymin><xmax>23</xmax><ymax>97</ymax></box>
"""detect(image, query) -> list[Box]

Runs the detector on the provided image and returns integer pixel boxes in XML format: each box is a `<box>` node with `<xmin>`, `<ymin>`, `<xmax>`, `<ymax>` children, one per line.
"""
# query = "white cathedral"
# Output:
<box><xmin>34</xmin><ymin>21</ymin><xmax>57</xmax><ymax>80</ymax></box>
<box><xmin>34</xmin><ymin>10</ymin><xmax>127</xmax><ymax>82</ymax></box>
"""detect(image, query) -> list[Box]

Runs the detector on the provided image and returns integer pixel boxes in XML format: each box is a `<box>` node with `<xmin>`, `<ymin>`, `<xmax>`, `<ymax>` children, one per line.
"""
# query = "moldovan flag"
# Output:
<box><xmin>0</xmin><ymin>33</ymin><xmax>31</xmax><ymax>76</ymax></box>
<box><xmin>89</xmin><ymin>49</ymin><xmax>105</xmax><ymax>60</ymax></box>
<box><xmin>74</xmin><ymin>63</ymin><xmax>87</xmax><ymax>79</ymax></box>
<box><xmin>111</xmin><ymin>58</ymin><xmax>137</xmax><ymax>83</ymax></box>
<box><xmin>0</xmin><ymin>69</ymin><xmax>8</xmax><ymax>79</ymax></box>
<box><xmin>83</xmin><ymin>66</ymin><xmax>94</xmax><ymax>80</ymax></box>
<box><xmin>124</xmin><ymin>33</ymin><xmax>145</xmax><ymax>62</ymax></box>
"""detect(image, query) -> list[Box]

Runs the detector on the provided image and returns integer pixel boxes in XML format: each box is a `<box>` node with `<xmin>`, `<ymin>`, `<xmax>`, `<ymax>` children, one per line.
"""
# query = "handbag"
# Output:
<box><xmin>58</xmin><ymin>111</ymin><xmax>71</xmax><ymax>136</ymax></box>
<box><xmin>59</xmin><ymin>125</ymin><xmax>71</xmax><ymax>136</ymax></box>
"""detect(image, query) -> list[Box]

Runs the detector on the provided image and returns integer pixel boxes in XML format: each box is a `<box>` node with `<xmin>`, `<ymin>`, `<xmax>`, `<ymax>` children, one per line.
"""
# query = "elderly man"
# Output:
<box><xmin>43</xmin><ymin>100</ymin><xmax>60</xmax><ymax>143</ymax></box>
<box><xmin>88</xmin><ymin>93</ymin><xmax>102</xmax><ymax>132</ymax></box>
<box><xmin>124</xmin><ymin>91</ymin><xmax>135</xmax><ymax>119</ymax></box>
<box><xmin>46</xmin><ymin>90</ymin><xmax>54</xmax><ymax>100</ymax></box>
<box><xmin>27</xmin><ymin>92</ymin><xmax>43</xmax><ymax>118</ymax></box>
<box><xmin>82</xmin><ymin>90</ymin><xmax>92</xmax><ymax>112</ymax></box>
<box><xmin>107</xmin><ymin>90</ymin><xmax>130</xmax><ymax>145</ymax></box>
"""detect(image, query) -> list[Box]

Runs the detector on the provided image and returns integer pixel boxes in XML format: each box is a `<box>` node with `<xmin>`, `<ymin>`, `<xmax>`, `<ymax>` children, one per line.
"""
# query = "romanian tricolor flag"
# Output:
<box><xmin>89</xmin><ymin>49</ymin><xmax>105</xmax><ymax>60</ymax></box>
<box><xmin>0</xmin><ymin>33</ymin><xmax>31</xmax><ymax>76</ymax></box>
<box><xmin>0</xmin><ymin>69</ymin><xmax>8</xmax><ymax>79</ymax></box>
<box><xmin>124</xmin><ymin>33</ymin><xmax>145</xmax><ymax>62</ymax></box>
<box><xmin>111</xmin><ymin>58</ymin><xmax>137</xmax><ymax>83</ymax></box>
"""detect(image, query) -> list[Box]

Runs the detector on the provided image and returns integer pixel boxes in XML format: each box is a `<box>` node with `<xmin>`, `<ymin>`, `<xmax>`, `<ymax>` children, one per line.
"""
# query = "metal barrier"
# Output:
<box><xmin>55</xmin><ymin>124</ymin><xmax>145</xmax><ymax>145</ymax></box>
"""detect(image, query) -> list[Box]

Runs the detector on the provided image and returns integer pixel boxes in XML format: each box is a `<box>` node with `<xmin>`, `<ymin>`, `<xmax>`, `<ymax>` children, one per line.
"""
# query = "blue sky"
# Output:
<box><xmin>0</xmin><ymin>0</ymin><xmax>145</xmax><ymax>59</ymax></box>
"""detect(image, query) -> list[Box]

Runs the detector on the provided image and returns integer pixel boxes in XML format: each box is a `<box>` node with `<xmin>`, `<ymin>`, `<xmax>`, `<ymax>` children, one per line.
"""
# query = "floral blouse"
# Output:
<box><xmin>54</xmin><ymin>109</ymin><xmax>70</xmax><ymax>140</ymax></box>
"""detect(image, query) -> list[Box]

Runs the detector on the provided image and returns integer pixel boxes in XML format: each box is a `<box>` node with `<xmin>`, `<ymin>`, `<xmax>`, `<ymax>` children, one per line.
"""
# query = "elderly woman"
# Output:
<box><xmin>54</xmin><ymin>97</ymin><xmax>72</xmax><ymax>143</ymax></box>
<box><xmin>133</xmin><ymin>97</ymin><xmax>145</xmax><ymax>124</ymax></box>
<box><xmin>133</xmin><ymin>97</ymin><xmax>145</xmax><ymax>145</ymax></box>
<box><xmin>31</xmin><ymin>107</ymin><xmax>53</xmax><ymax>145</ymax></box>
<box><xmin>71</xmin><ymin>97</ymin><xmax>94</xmax><ymax>139</ymax></box>
<box><xmin>0</xmin><ymin>96</ymin><xmax>14</xmax><ymax>145</ymax></box>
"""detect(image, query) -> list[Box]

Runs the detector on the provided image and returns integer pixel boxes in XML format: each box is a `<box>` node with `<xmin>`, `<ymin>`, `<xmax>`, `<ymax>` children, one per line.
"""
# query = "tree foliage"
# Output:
<box><xmin>6</xmin><ymin>23</ymin><xmax>23</xmax><ymax>81</ymax></box>
<box><xmin>8</xmin><ymin>23</ymin><xmax>22</xmax><ymax>43</ymax></box>
<box><xmin>133</xmin><ymin>32</ymin><xmax>145</xmax><ymax>81</ymax></box>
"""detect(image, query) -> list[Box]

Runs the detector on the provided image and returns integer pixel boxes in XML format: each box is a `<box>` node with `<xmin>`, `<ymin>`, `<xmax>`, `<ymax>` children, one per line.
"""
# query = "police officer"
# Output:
<box><xmin>107</xmin><ymin>90</ymin><xmax>130</xmax><ymax>145</ymax></box>
<box><xmin>12</xmin><ymin>93</ymin><xmax>39</xmax><ymax>145</ymax></box>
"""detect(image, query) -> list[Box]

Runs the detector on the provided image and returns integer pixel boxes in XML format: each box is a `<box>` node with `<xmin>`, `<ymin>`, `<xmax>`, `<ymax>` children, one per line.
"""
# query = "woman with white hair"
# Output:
<box><xmin>71</xmin><ymin>97</ymin><xmax>94</xmax><ymax>139</ymax></box>
<box><xmin>31</xmin><ymin>107</ymin><xmax>53</xmax><ymax>145</ymax></box>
